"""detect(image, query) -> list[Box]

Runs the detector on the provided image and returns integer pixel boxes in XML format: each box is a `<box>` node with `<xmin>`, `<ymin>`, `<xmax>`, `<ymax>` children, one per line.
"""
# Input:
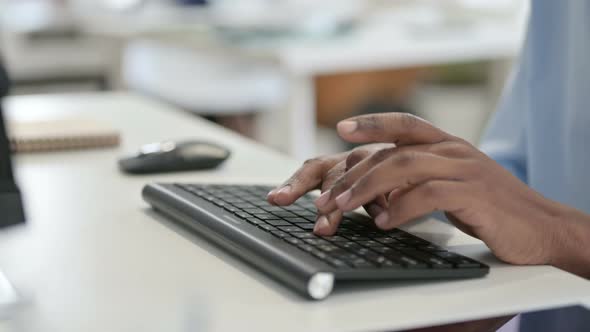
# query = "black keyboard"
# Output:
<box><xmin>143</xmin><ymin>183</ymin><xmax>489</xmax><ymax>300</ymax></box>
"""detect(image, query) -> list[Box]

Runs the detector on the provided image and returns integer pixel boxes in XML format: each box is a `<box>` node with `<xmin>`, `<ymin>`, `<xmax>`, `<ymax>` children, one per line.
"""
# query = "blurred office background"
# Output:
<box><xmin>0</xmin><ymin>0</ymin><xmax>528</xmax><ymax>158</ymax></box>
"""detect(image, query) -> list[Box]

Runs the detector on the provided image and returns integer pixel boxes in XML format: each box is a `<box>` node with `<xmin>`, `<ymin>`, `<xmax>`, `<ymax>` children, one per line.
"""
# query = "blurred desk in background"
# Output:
<box><xmin>0</xmin><ymin>1</ymin><xmax>116</xmax><ymax>92</ymax></box>
<box><xmin>0</xmin><ymin>92</ymin><xmax>589</xmax><ymax>331</ymax></box>
<box><xmin>81</xmin><ymin>2</ymin><xmax>527</xmax><ymax>159</ymax></box>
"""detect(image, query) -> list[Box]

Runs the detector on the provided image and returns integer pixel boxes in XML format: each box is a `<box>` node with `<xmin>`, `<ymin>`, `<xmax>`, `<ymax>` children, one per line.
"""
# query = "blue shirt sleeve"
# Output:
<box><xmin>479</xmin><ymin>58</ymin><xmax>528</xmax><ymax>184</ymax></box>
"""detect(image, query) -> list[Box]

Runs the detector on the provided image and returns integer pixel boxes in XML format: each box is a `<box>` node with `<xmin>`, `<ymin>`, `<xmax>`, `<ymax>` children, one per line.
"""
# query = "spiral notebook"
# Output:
<box><xmin>7</xmin><ymin>117</ymin><xmax>120</xmax><ymax>153</ymax></box>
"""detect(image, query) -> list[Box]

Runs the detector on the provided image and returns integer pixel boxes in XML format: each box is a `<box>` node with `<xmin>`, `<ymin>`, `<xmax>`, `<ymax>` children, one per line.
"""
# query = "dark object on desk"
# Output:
<box><xmin>119</xmin><ymin>140</ymin><xmax>230</xmax><ymax>174</ymax></box>
<box><xmin>176</xmin><ymin>0</ymin><xmax>208</xmax><ymax>5</ymax></box>
<box><xmin>143</xmin><ymin>183</ymin><xmax>489</xmax><ymax>300</ymax></box>
<box><xmin>0</xmin><ymin>60</ymin><xmax>25</xmax><ymax>228</ymax></box>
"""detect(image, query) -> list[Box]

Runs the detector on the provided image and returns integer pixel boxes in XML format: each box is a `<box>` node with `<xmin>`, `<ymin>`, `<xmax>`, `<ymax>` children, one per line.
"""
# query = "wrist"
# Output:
<box><xmin>544</xmin><ymin>204</ymin><xmax>590</xmax><ymax>278</ymax></box>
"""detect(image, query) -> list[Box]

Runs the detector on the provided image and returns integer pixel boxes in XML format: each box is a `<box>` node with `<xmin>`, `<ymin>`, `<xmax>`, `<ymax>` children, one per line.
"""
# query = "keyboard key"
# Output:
<box><xmin>210</xmin><ymin>199</ymin><xmax>226</xmax><ymax>207</ymax></box>
<box><xmin>254</xmin><ymin>214</ymin><xmax>282</xmax><ymax>220</ymax></box>
<box><xmin>331</xmin><ymin>252</ymin><xmax>359</xmax><ymax>262</ymax></box>
<box><xmin>338</xmin><ymin>242</ymin><xmax>363</xmax><ymax>251</ymax></box>
<box><xmin>383</xmin><ymin>250</ymin><xmax>428</xmax><ymax>268</ymax></box>
<box><xmin>343</xmin><ymin>235</ymin><xmax>371</xmax><ymax>242</ymax></box>
<box><xmin>434</xmin><ymin>252</ymin><xmax>481</xmax><ymax>268</ymax></box>
<box><xmin>401</xmin><ymin>238</ymin><xmax>431</xmax><ymax>246</ymax></box>
<box><xmin>326</xmin><ymin>259</ymin><xmax>349</xmax><ymax>268</ymax></box>
<box><xmin>288</xmin><ymin>209</ymin><xmax>309</xmax><ymax>215</ymax></box>
<box><xmin>317</xmin><ymin>244</ymin><xmax>340</xmax><ymax>252</ymax></box>
<box><xmin>380</xmin><ymin>260</ymin><xmax>402</xmax><ymax>268</ymax></box>
<box><xmin>265</xmin><ymin>220</ymin><xmax>292</xmax><ymax>227</ymax></box>
<box><xmin>224</xmin><ymin>197</ymin><xmax>245</xmax><ymax>203</ymax></box>
<box><xmin>296</xmin><ymin>223</ymin><xmax>315</xmax><ymax>231</ymax></box>
<box><xmin>222</xmin><ymin>205</ymin><xmax>239</xmax><ymax>212</ymax></box>
<box><xmin>297</xmin><ymin>244</ymin><xmax>314</xmax><ymax>252</ymax></box>
<box><xmin>294</xmin><ymin>212</ymin><xmax>318</xmax><ymax>218</ymax></box>
<box><xmin>356</xmin><ymin>248</ymin><xmax>373</xmax><ymax>255</ymax></box>
<box><xmin>387</xmin><ymin>243</ymin><xmax>412</xmax><ymax>249</ymax></box>
<box><xmin>343</xmin><ymin>224</ymin><xmax>371</xmax><ymax>231</ymax></box>
<box><xmin>310</xmin><ymin>249</ymin><xmax>328</xmax><ymax>260</ymax></box>
<box><xmin>292</xmin><ymin>232</ymin><xmax>318</xmax><ymax>239</ymax></box>
<box><xmin>351</xmin><ymin>258</ymin><xmax>375</xmax><ymax>268</ymax></box>
<box><xmin>244</xmin><ymin>208</ymin><xmax>266</xmax><ymax>214</ymax></box>
<box><xmin>235</xmin><ymin>212</ymin><xmax>253</xmax><ymax>219</ymax></box>
<box><xmin>343</xmin><ymin>213</ymin><xmax>370</xmax><ymax>222</ymax></box>
<box><xmin>246</xmin><ymin>218</ymin><xmax>265</xmax><ymax>225</ymax></box>
<box><xmin>233</xmin><ymin>203</ymin><xmax>257</xmax><ymax>209</ymax></box>
<box><xmin>270</xmin><ymin>230</ymin><xmax>289</xmax><ymax>238</ymax></box>
<box><xmin>321</xmin><ymin>236</ymin><xmax>348</xmax><ymax>242</ymax></box>
<box><xmin>284</xmin><ymin>237</ymin><xmax>302</xmax><ymax>245</ymax></box>
<box><xmin>277</xmin><ymin>226</ymin><xmax>302</xmax><ymax>233</ymax></box>
<box><xmin>357</xmin><ymin>240</ymin><xmax>382</xmax><ymax>247</ymax></box>
<box><xmin>202</xmin><ymin>195</ymin><xmax>216</xmax><ymax>202</ymax></box>
<box><xmin>304</xmin><ymin>239</ymin><xmax>330</xmax><ymax>246</ymax></box>
<box><xmin>272</xmin><ymin>211</ymin><xmax>299</xmax><ymax>218</ymax></box>
<box><xmin>373</xmin><ymin>256</ymin><xmax>395</xmax><ymax>266</ymax></box>
<box><xmin>374</xmin><ymin>237</ymin><xmax>397</xmax><ymax>244</ymax></box>
<box><xmin>360</xmin><ymin>251</ymin><xmax>383</xmax><ymax>262</ymax></box>
<box><xmin>258</xmin><ymin>224</ymin><xmax>277</xmax><ymax>232</ymax></box>
<box><xmin>261</xmin><ymin>206</ymin><xmax>286</xmax><ymax>212</ymax></box>
<box><xmin>372</xmin><ymin>246</ymin><xmax>395</xmax><ymax>254</ymax></box>
<box><xmin>285</xmin><ymin>217</ymin><xmax>312</xmax><ymax>224</ymax></box>
<box><xmin>417</xmin><ymin>244</ymin><xmax>447</xmax><ymax>252</ymax></box>
<box><xmin>403</xmin><ymin>250</ymin><xmax>453</xmax><ymax>268</ymax></box>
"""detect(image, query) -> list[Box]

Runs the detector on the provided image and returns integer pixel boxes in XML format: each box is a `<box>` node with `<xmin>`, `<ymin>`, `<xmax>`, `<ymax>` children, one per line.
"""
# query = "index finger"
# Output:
<box><xmin>337</xmin><ymin>113</ymin><xmax>454</xmax><ymax>146</ymax></box>
<box><xmin>268</xmin><ymin>154</ymin><xmax>344</xmax><ymax>206</ymax></box>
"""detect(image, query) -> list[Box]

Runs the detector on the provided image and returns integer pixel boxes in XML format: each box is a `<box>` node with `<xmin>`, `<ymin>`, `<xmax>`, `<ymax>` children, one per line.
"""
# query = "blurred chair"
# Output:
<box><xmin>122</xmin><ymin>39</ymin><xmax>286</xmax><ymax>136</ymax></box>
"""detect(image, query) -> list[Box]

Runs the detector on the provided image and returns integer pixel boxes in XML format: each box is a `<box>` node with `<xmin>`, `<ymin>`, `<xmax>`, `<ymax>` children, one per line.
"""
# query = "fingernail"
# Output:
<box><xmin>277</xmin><ymin>185</ymin><xmax>291</xmax><ymax>196</ymax></box>
<box><xmin>314</xmin><ymin>215</ymin><xmax>330</xmax><ymax>233</ymax></box>
<box><xmin>335</xmin><ymin>189</ymin><xmax>352</xmax><ymax>208</ymax></box>
<box><xmin>375</xmin><ymin>212</ymin><xmax>389</xmax><ymax>228</ymax></box>
<box><xmin>315</xmin><ymin>190</ymin><xmax>331</xmax><ymax>208</ymax></box>
<box><xmin>267</xmin><ymin>189</ymin><xmax>276</xmax><ymax>197</ymax></box>
<box><xmin>338</xmin><ymin>121</ymin><xmax>358</xmax><ymax>134</ymax></box>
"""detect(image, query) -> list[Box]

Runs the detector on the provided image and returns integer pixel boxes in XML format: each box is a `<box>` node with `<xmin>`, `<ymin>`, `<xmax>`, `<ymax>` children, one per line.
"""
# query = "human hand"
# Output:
<box><xmin>267</xmin><ymin>143</ymin><xmax>393</xmax><ymax>234</ymax></box>
<box><xmin>312</xmin><ymin>113</ymin><xmax>563</xmax><ymax>266</ymax></box>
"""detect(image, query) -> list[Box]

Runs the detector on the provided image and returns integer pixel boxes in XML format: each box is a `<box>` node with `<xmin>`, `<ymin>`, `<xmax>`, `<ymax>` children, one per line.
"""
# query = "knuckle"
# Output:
<box><xmin>421</xmin><ymin>182</ymin><xmax>441</xmax><ymax>199</ymax></box>
<box><xmin>369</xmin><ymin>147</ymin><xmax>396</xmax><ymax>164</ymax></box>
<box><xmin>390</xmin><ymin>151</ymin><xmax>418</xmax><ymax>168</ymax></box>
<box><xmin>399</xmin><ymin>113</ymin><xmax>420</xmax><ymax>130</ymax></box>
<box><xmin>331</xmin><ymin>175</ymin><xmax>348</xmax><ymax>191</ymax></box>
<box><xmin>302</xmin><ymin>157</ymin><xmax>323</xmax><ymax>167</ymax></box>
<box><xmin>289</xmin><ymin>157</ymin><xmax>327</xmax><ymax>185</ymax></box>
<box><xmin>283</xmin><ymin>176</ymin><xmax>301</xmax><ymax>187</ymax></box>
<box><xmin>462</xmin><ymin>159</ymin><xmax>487</xmax><ymax>179</ymax></box>
<box><xmin>435</xmin><ymin>141</ymin><xmax>473</xmax><ymax>157</ymax></box>
<box><xmin>352</xmin><ymin>175</ymin><xmax>371</xmax><ymax>193</ymax></box>
<box><xmin>346</xmin><ymin>149</ymin><xmax>368</xmax><ymax>168</ymax></box>
<box><xmin>324</xmin><ymin>166</ymin><xmax>344</xmax><ymax>183</ymax></box>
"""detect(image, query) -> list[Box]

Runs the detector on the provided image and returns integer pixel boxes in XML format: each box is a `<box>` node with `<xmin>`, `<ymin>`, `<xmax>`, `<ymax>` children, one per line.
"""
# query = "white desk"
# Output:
<box><xmin>80</xmin><ymin>3</ymin><xmax>528</xmax><ymax>159</ymax></box>
<box><xmin>1</xmin><ymin>92</ymin><xmax>588</xmax><ymax>332</ymax></box>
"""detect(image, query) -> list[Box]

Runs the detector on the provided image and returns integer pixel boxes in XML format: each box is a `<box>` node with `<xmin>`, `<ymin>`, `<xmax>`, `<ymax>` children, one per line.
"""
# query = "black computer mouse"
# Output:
<box><xmin>119</xmin><ymin>140</ymin><xmax>231</xmax><ymax>174</ymax></box>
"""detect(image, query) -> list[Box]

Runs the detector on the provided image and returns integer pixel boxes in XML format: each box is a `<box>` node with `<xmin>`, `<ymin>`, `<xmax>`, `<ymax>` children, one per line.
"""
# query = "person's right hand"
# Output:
<box><xmin>267</xmin><ymin>144</ymin><xmax>393</xmax><ymax>235</ymax></box>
